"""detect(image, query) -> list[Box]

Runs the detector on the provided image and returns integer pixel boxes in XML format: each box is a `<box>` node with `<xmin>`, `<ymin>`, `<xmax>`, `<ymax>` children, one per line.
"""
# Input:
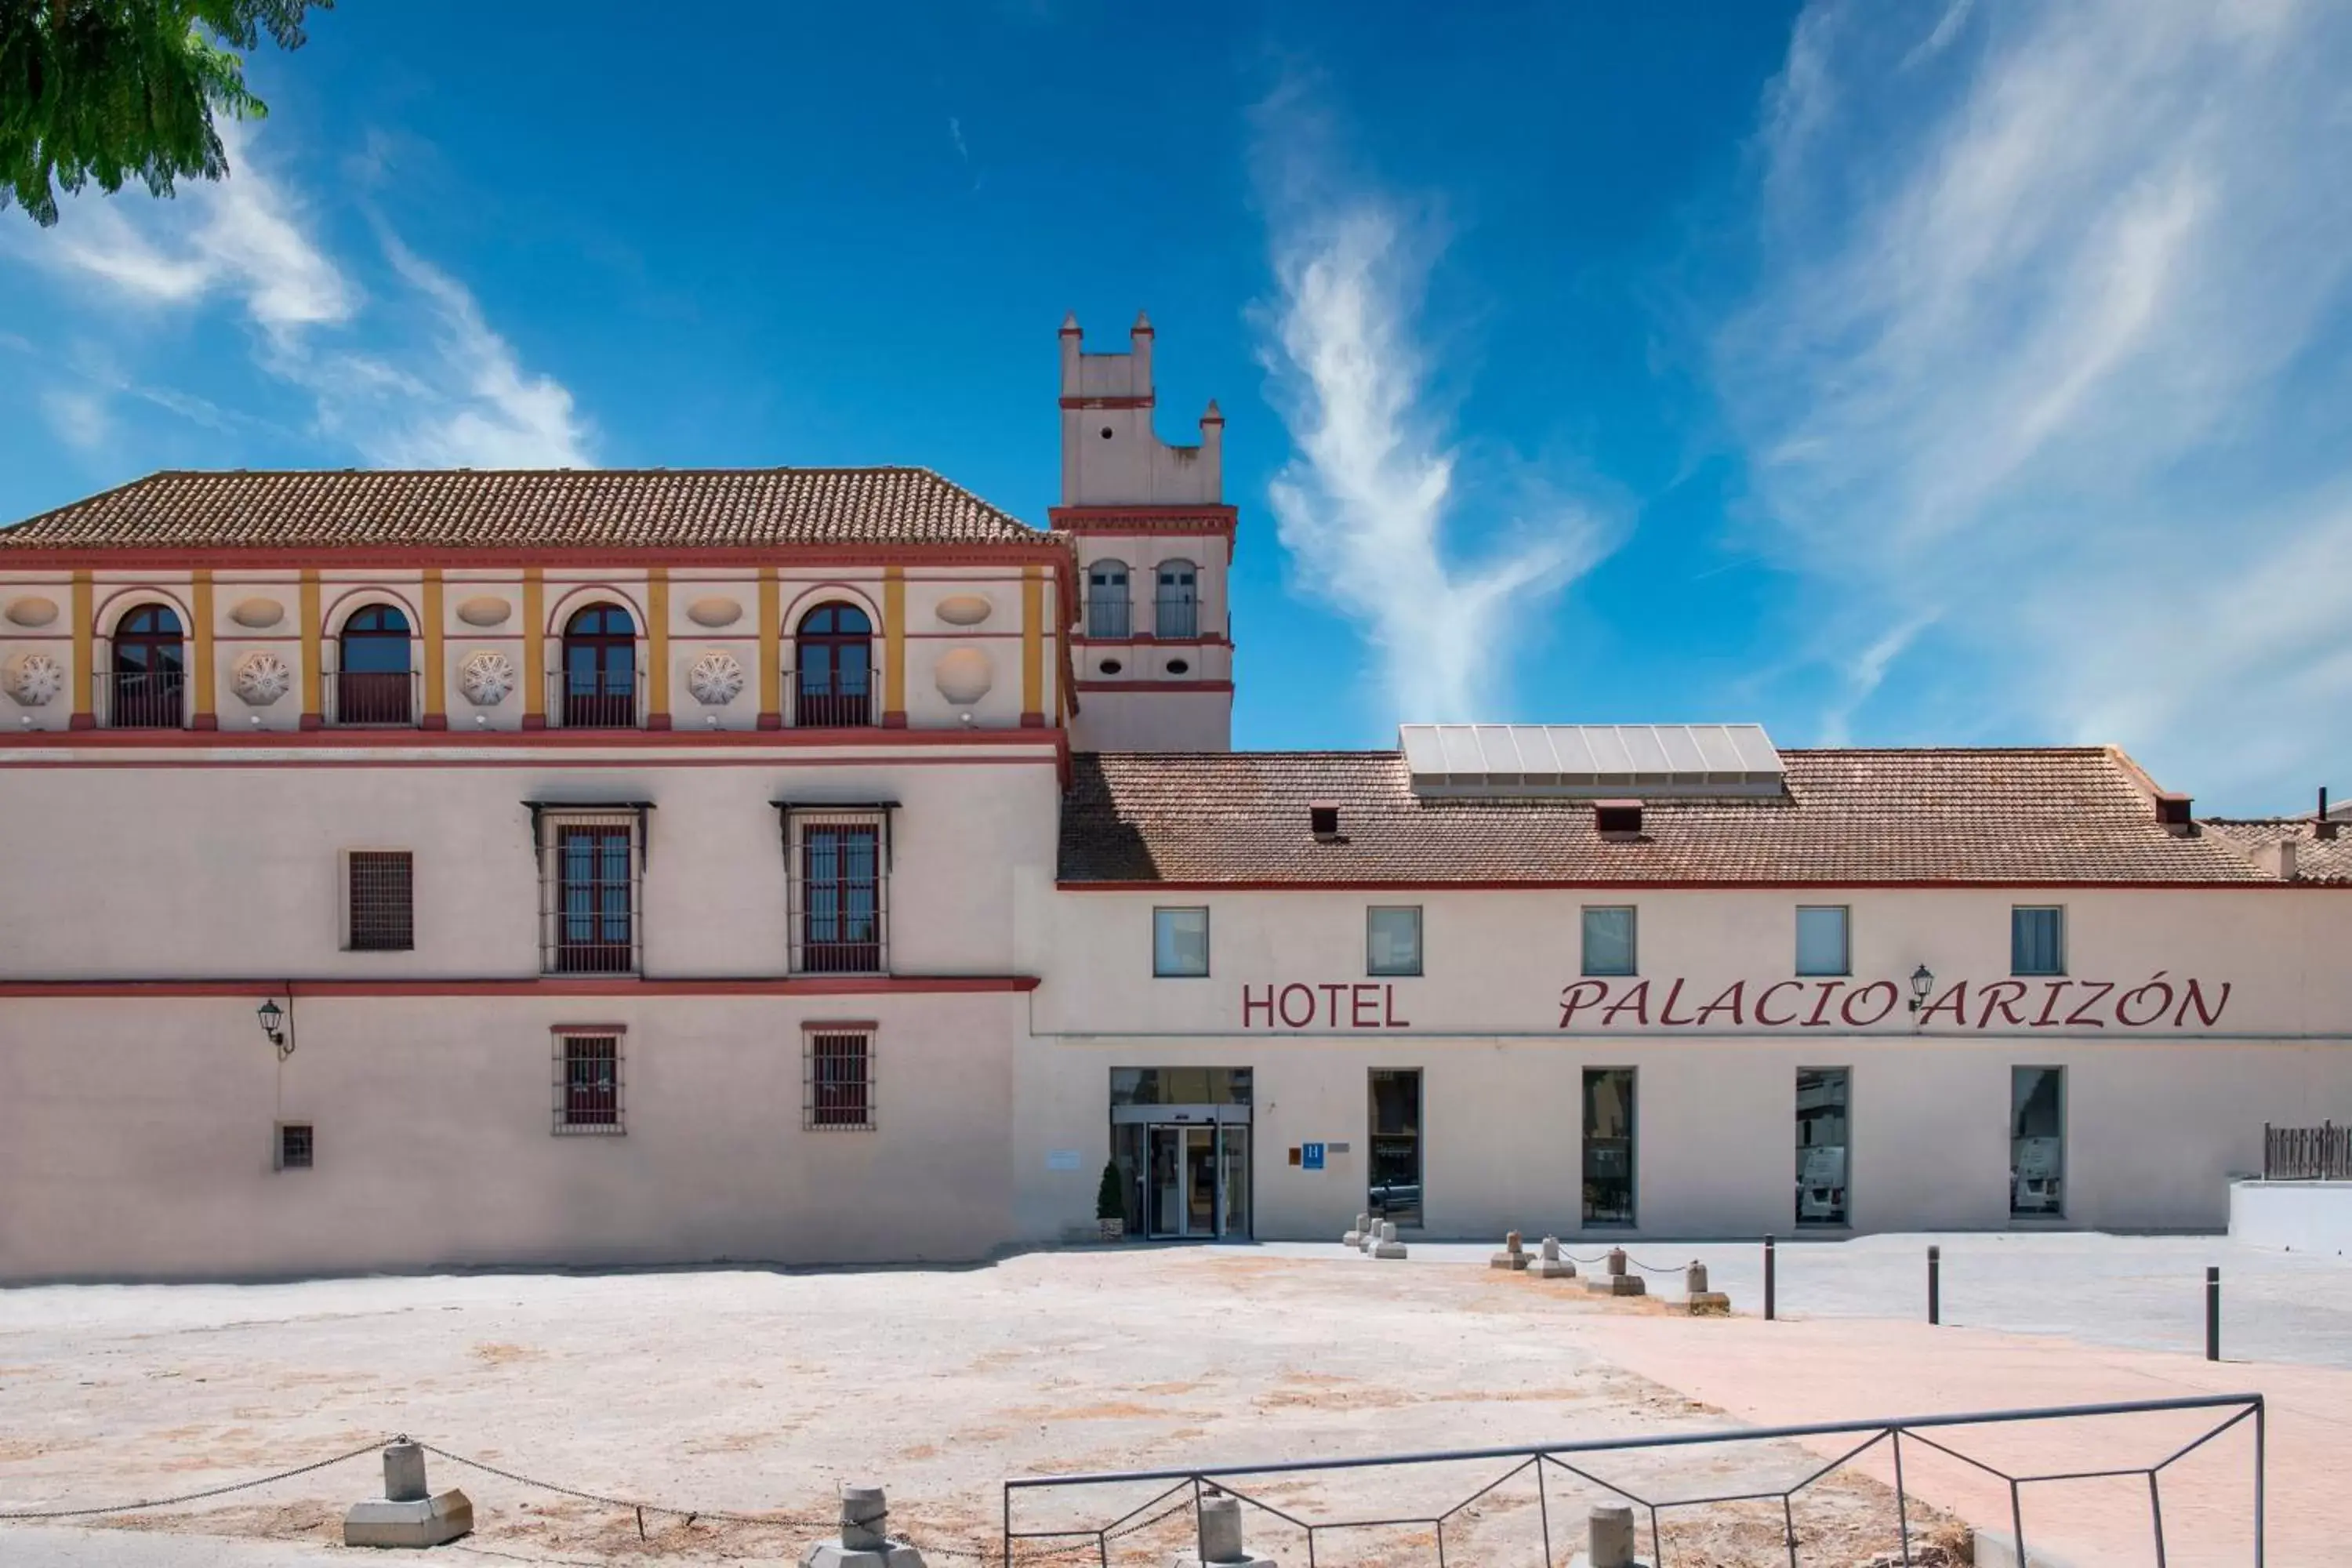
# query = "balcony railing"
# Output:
<box><xmin>546</xmin><ymin>667</ymin><xmax>646</xmax><ymax>729</ymax></box>
<box><xmin>2265</xmin><ymin>1121</ymin><xmax>2350</xmax><ymax>1180</ymax></box>
<box><xmin>1087</xmin><ymin>597</ymin><xmax>1132</xmax><ymax>639</ymax></box>
<box><xmin>791</xmin><ymin>669</ymin><xmax>876</xmax><ymax>729</ymax></box>
<box><xmin>96</xmin><ymin>669</ymin><xmax>187</xmax><ymax>729</ymax></box>
<box><xmin>1154</xmin><ymin>593</ymin><xmax>1200</xmax><ymax>640</ymax></box>
<box><xmin>326</xmin><ymin>669</ymin><xmax>419</xmax><ymax>727</ymax></box>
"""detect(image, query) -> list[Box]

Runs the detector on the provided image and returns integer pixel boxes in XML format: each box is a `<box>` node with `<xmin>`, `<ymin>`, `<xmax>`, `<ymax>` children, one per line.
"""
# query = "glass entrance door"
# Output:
<box><xmin>1145</xmin><ymin>1123</ymin><xmax>1248</xmax><ymax>1239</ymax></box>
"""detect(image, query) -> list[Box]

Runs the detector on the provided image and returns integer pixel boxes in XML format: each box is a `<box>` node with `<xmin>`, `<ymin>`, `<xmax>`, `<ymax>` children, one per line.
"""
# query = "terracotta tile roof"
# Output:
<box><xmin>0</xmin><ymin>468</ymin><xmax>1049</xmax><ymax>552</ymax></box>
<box><xmin>1060</xmin><ymin>748</ymin><xmax>2276</xmax><ymax>886</ymax></box>
<box><xmin>2201</xmin><ymin>818</ymin><xmax>2352</xmax><ymax>884</ymax></box>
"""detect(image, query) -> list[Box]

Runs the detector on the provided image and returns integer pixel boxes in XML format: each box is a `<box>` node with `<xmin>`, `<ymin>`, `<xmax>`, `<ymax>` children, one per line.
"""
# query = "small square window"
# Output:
<box><xmin>347</xmin><ymin>851</ymin><xmax>414</xmax><ymax>951</ymax></box>
<box><xmin>1367</xmin><ymin>906</ymin><xmax>1422</xmax><ymax>977</ymax></box>
<box><xmin>1581</xmin><ymin>906</ymin><xmax>1637</xmax><ymax>977</ymax></box>
<box><xmin>806</xmin><ymin>1026</ymin><xmax>875</xmax><ymax>1131</ymax></box>
<box><xmin>2012</xmin><ymin>906</ymin><xmax>2065</xmax><ymax>976</ymax></box>
<box><xmin>554</xmin><ymin>1030</ymin><xmax>624</xmax><ymax>1134</ymax></box>
<box><xmin>1795</xmin><ymin>906</ymin><xmax>1849</xmax><ymax>977</ymax></box>
<box><xmin>1153</xmin><ymin>907</ymin><xmax>1210</xmax><ymax>977</ymax></box>
<box><xmin>276</xmin><ymin>1123</ymin><xmax>314</xmax><ymax>1171</ymax></box>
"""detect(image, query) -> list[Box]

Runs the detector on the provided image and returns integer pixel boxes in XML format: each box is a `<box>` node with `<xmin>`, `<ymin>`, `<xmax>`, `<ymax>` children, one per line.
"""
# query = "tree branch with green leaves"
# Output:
<box><xmin>1</xmin><ymin>1</ymin><xmax>329</xmax><ymax>227</ymax></box>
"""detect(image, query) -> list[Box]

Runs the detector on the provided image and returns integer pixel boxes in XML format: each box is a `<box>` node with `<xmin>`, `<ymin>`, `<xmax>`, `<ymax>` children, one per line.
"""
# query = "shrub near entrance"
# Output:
<box><xmin>1097</xmin><ymin>1160</ymin><xmax>1127</xmax><ymax>1241</ymax></box>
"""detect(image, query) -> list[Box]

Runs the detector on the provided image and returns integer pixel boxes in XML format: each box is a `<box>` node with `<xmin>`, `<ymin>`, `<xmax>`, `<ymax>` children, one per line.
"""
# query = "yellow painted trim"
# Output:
<box><xmin>191</xmin><ymin>570</ymin><xmax>215</xmax><ymax>718</ymax></box>
<box><xmin>646</xmin><ymin>567</ymin><xmax>670</xmax><ymax>721</ymax></box>
<box><xmin>522</xmin><ymin>569</ymin><xmax>545</xmax><ymax>720</ymax></box>
<box><xmin>71</xmin><ymin>571</ymin><xmax>93</xmax><ymax>722</ymax></box>
<box><xmin>421</xmin><ymin>569</ymin><xmax>445</xmax><ymax>720</ymax></box>
<box><xmin>1021</xmin><ymin>564</ymin><xmax>1044</xmax><ymax>719</ymax></box>
<box><xmin>757</xmin><ymin>567</ymin><xmax>780</xmax><ymax>718</ymax></box>
<box><xmin>882</xmin><ymin>566</ymin><xmax>906</xmax><ymax>720</ymax></box>
<box><xmin>299</xmin><ymin>570</ymin><xmax>321</xmax><ymax>718</ymax></box>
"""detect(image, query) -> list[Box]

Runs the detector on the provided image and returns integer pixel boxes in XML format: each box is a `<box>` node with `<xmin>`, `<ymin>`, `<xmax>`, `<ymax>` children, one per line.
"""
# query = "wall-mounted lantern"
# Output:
<box><xmin>1907</xmin><ymin>964</ymin><xmax>1936</xmax><ymax>1014</ymax></box>
<box><xmin>257</xmin><ymin>996</ymin><xmax>294</xmax><ymax>1061</ymax></box>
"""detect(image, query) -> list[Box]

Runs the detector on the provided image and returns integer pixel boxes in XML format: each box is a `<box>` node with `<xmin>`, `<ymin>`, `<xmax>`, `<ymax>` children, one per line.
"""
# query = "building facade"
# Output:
<box><xmin>2</xmin><ymin>320</ymin><xmax>2348</xmax><ymax>1280</ymax></box>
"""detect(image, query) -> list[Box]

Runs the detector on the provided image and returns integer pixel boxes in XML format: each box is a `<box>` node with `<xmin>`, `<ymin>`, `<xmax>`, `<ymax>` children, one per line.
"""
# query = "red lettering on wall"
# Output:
<box><xmin>1319</xmin><ymin>982</ymin><xmax>1348</xmax><ymax>1027</ymax></box>
<box><xmin>1803</xmin><ymin>981</ymin><xmax>1844</xmax><ymax>1027</ymax></box>
<box><xmin>1975</xmin><ymin>980</ymin><xmax>2028</xmax><ymax>1029</ymax></box>
<box><xmin>1385</xmin><ymin>984</ymin><xmax>1411</xmax><ymax>1029</ymax></box>
<box><xmin>1753</xmin><ymin>980</ymin><xmax>1804</xmax><ymax>1026</ymax></box>
<box><xmin>1242</xmin><ymin>985</ymin><xmax>1275</xmax><ymax>1029</ymax></box>
<box><xmin>1840</xmin><ymin>980</ymin><xmax>1898</xmax><ymax>1027</ymax></box>
<box><xmin>1277</xmin><ymin>984</ymin><xmax>1315</xmax><ymax>1029</ymax></box>
<box><xmin>1917</xmin><ymin>982</ymin><xmax>1969</xmax><ymax>1026</ymax></box>
<box><xmin>1559</xmin><ymin>980</ymin><xmax>1610</xmax><ymax>1029</ymax></box>
<box><xmin>1351</xmin><ymin>984</ymin><xmax>1380</xmax><ymax>1028</ymax></box>
<box><xmin>1657</xmin><ymin>979</ymin><xmax>1697</xmax><ymax>1025</ymax></box>
<box><xmin>1695</xmin><ymin>982</ymin><xmax>1748</xmax><ymax>1026</ymax></box>
<box><xmin>1601</xmin><ymin>981</ymin><xmax>1653</xmax><ymax>1026</ymax></box>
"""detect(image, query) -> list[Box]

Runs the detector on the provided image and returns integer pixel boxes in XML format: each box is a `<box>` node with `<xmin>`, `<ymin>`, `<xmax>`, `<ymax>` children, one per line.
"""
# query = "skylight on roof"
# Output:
<box><xmin>1399</xmin><ymin>724</ymin><xmax>1787</xmax><ymax>799</ymax></box>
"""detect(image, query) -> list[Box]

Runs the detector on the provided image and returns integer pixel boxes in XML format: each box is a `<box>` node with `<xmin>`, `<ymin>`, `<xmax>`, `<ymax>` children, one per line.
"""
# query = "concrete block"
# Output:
<box><xmin>1972</xmin><ymin>1527</ymin><xmax>2082</xmax><ymax>1568</ymax></box>
<box><xmin>802</xmin><ymin>1482</ymin><xmax>928</xmax><ymax>1568</ymax></box>
<box><xmin>1372</xmin><ymin>1221</ymin><xmax>1407</xmax><ymax>1259</ymax></box>
<box><xmin>382</xmin><ymin>1443</ymin><xmax>428</xmax><ymax>1503</ymax></box>
<box><xmin>343</xmin><ymin>1491</ymin><xmax>474</xmax><ymax>1548</ymax></box>
<box><xmin>1170</xmin><ymin>1494</ymin><xmax>1280</xmax><ymax>1567</ymax></box>
<box><xmin>1342</xmin><ymin>1213</ymin><xmax>1368</xmax><ymax>1247</ymax></box>
<box><xmin>1490</xmin><ymin>1229</ymin><xmax>1529</xmax><ymax>1271</ymax></box>
<box><xmin>804</xmin><ymin>1544</ymin><xmax>927</xmax><ymax>1568</ymax></box>
<box><xmin>1668</xmin><ymin>1262</ymin><xmax>1729</xmax><ymax>1314</ymax></box>
<box><xmin>1530</xmin><ymin>1236</ymin><xmax>1577</xmax><ymax>1279</ymax></box>
<box><xmin>1564</xmin><ymin>1504</ymin><xmax>1647</xmax><ymax>1568</ymax></box>
<box><xmin>1581</xmin><ymin>1272</ymin><xmax>1645</xmax><ymax>1296</ymax></box>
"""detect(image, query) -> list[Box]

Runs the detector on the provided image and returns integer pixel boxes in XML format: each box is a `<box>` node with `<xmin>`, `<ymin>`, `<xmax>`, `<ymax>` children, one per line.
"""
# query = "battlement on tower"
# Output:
<box><xmin>1058</xmin><ymin>312</ymin><xmax>1223</xmax><ymax>509</ymax></box>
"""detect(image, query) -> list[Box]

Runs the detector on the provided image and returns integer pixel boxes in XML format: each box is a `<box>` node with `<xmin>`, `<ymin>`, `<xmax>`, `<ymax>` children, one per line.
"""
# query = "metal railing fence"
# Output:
<box><xmin>1004</xmin><ymin>1392</ymin><xmax>2263</xmax><ymax>1568</ymax></box>
<box><xmin>2264</xmin><ymin>1120</ymin><xmax>2349</xmax><ymax>1180</ymax></box>
<box><xmin>325</xmin><ymin>668</ymin><xmax>421</xmax><ymax>727</ymax></box>
<box><xmin>93</xmin><ymin>668</ymin><xmax>187</xmax><ymax>729</ymax></box>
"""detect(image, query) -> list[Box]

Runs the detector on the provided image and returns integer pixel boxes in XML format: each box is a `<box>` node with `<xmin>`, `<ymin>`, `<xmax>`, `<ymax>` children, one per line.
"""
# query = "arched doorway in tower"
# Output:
<box><xmin>109</xmin><ymin>604</ymin><xmax>185</xmax><ymax>728</ymax></box>
<box><xmin>334</xmin><ymin>604</ymin><xmax>413</xmax><ymax>724</ymax></box>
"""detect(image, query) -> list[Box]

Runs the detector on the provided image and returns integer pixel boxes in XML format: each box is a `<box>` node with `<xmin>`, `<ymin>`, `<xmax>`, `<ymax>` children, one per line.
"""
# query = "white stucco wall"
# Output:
<box><xmin>2229</xmin><ymin>1181</ymin><xmax>2352</xmax><ymax>1254</ymax></box>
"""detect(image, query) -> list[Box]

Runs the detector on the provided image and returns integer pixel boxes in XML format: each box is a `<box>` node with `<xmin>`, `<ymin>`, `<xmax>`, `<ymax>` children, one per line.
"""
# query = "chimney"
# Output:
<box><xmin>1595</xmin><ymin>799</ymin><xmax>1643</xmax><ymax>837</ymax></box>
<box><xmin>2154</xmin><ymin>792</ymin><xmax>2194</xmax><ymax>833</ymax></box>
<box><xmin>1309</xmin><ymin>801</ymin><xmax>1341</xmax><ymax>841</ymax></box>
<box><xmin>2319</xmin><ymin>786</ymin><xmax>2339</xmax><ymax>841</ymax></box>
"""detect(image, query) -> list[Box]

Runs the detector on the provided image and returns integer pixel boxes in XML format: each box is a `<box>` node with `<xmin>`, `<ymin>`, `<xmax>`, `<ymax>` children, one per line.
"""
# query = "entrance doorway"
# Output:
<box><xmin>1145</xmin><ymin>1123</ymin><xmax>1249</xmax><ymax>1239</ymax></box>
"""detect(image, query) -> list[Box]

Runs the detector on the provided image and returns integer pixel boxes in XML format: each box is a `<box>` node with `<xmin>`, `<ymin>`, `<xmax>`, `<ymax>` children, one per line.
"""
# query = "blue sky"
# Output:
<box><xmin>5</xmin><ymin>1</ymin><xmax>2351</xmax><ymax>812</ymax></box>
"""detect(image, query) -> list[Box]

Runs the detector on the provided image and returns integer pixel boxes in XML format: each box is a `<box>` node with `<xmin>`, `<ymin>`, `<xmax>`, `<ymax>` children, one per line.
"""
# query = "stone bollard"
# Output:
<box><xmin>1342</xmin><ymin>1212</ymin><xmax>1367</xmax><ymax>1247</ymax></box>
<box><xmin>343</xmin><ymin>1441</ymin><xmax>474</xmax><ymax>1548</ymax></box>
<box><xmin>1675</xmin><ymin>1261</ymin><xmax>1730</xmax><ymax>1316</ymax></box>
<box><xmin>1577</xmin><ymin>1504</ymin><xmax>1643</xmax><ymax>1568</ymax></box>
<box><xmin>1172</xmin><ymin>1491</ymin><xmax>1279</xmax><ymax>1567</ymax></box>
<box><xmin>1532</xmin><ymin>1234</ymin><xmax>1577</xmax><ymax>1279</ymax></box>
<box><xmin>1582</xmin><ymin>1245</ymin><xmax>1645</xmax><ymax>1297</ymax></box>
<box><xmin>1373</xmin><ymin>1220</ymin><xmax>1409</xmax><ymax>1260</ymax></box>
<box><xmin>804</xmin><ymin>1483</ymin><xmax>925</xmax><ymax>1567</ymax></box>
<box><xmin>1490</xmin><ymin>1229</ymin><xmax>1530</xmax><ymax>1271</ymax></box>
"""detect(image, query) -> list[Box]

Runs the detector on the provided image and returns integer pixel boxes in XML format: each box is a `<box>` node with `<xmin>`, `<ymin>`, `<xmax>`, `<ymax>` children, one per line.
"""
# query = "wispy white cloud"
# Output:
<box><xmin>6</xmin><ymin>122</ymin><xmax>591</xmax><ymax>469</ymax></box>
<box><xmin>1718</xmin><ymin>0</ymin><xmax>2352</xmax><ymax>807</ymax></box>
<box><xmin>1254</xmin><ymin>93</ymin><xmax>1619</xmax><ymax>722</ymax></box>
<box><xmin>38</xmin><ymin>387</ymin><xmax>110</xmax><ymax>453</ymax></box>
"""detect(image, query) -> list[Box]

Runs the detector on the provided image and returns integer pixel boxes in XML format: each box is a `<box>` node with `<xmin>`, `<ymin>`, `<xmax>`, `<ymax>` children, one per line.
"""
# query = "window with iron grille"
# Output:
<box><xmin>276</xmin><ymin>1123</ymin><xmax>314</xmax><ymax>1170</ymax></box>
<box><xmin>346</xmin><ymin>851</ymin><xmax>415</xmax><ymax>951</ymax></box>
<box><xmin>537</xmin><ymin>812</ymin><xmax>642</xmax><ymax>975</ymax></box>
<box><xmin>786</xmin><ymin>811</ymin><xmax>887</xmax><ymax>975</ymax></box>
<box><xmin>805</xmin><ymin>1026</ymin><xmax>874</xmax><ymax>1130</ymax></box>
<box><xmin>553</xmin><ymin>1030</ymin><xmax>623</xmax><ymax>1134</ymax></box>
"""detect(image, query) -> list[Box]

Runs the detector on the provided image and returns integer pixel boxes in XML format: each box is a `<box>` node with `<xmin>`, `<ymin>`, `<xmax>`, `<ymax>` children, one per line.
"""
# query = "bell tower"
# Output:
<box><xmin>1054</xmin><ymin>311</ymin><xmax>1235</xmax><ymax>753</ymax></box>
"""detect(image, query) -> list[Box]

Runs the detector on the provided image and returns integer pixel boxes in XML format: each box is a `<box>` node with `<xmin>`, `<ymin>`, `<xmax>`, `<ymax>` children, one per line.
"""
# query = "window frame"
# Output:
<box><xmin>2010</xmin><ymin>905</ymin><xmax>2067</xmax><ymax>977</ymax></box>
<box><xmin>537</xmin><ymin>810</ymin><xmax>644</xmax><ymax>977</ymax></box>
<box><xmin>552</xmin><ymin>1026</ymin><xmax>626</xmax><ymax>1135</ymax></box>
<box><xmin>804</xmin><ymin>1022</ymin><xmax>877</xmax><ymax>1131</ymax></box>
<box><xmin>1152</xmin><ymin>906</ymin><xmax>1211</xmax><ymax>978</ymax></box>
<box><xmin>1367</xmin><ymin>1066</ymin><xmax>1424</xmax><ymax>1229</ymax></box>
<box><xmin>1581</xmin><ymin>1066</ymin><xmax>1638</xmax><ymax>1228</ymax></box>
<box><xmin>1580</xmin><ymin>904</ymin><xmax>1639</xmax><ymax>978</ymax></box>
<box><xmin>1366</xmin><ymin>905</ymin><xmax>1425</xmax><ymax>978</ymax></box>
<box><xmin>274</xmin><ymin>1121</ymin><xmax>314</xmax><ymax>1171</ymax></box>
<box><xmin>784</xmin><ymin>808</ymin><xmax>890</xmax><ymax>975</ymax></box>
<box><xmin>2009</xmin><ymin>1064</ymin><xmax>2067</xmax><ymax>1220</ymax></box>
<box><xmin>1794</xmin><ymin>904</ymin><xmax>1851</xmax><ymax>978</ymax></box>
<box><xmin>1794</xmin><ymin>1065</ymin><xmax>1852</xmax><ymax>1229</ymax></box>
<box><xmin>342</xmin><ymin>848</ymin><xmax>416</xmax><ymax>953</ymax></box>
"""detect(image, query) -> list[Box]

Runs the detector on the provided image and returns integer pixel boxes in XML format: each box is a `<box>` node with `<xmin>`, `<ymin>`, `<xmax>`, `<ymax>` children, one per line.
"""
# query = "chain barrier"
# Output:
<box><xmin>0</xmin><ymin>1436</ymin><xmax>390</xmax><ymax>1521</ymax></box>
<box><xmin>0</xmin><ymin>1432</ymin><xmax>1171</xmax><ymax>1566</ymax></box>
<box><xmin>1627</xmin><ymin>1255</ymin><xmax>1700</xmax><ymax>1275</ymax></box>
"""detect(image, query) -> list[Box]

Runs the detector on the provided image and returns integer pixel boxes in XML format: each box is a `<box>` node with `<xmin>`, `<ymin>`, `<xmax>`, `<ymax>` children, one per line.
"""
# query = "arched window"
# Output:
<box><xmin>561</xmin><ymin>604</ymin><xmax>637</xmax><ymax>728</ymax></box>
<box><xmin>110</xmin><ymin>604</ymin><xmax>185</xmax><ymax>728</ymax></box>
<box><xmin>794</xmin><ymin>602</ymin><xmax>873</xmax><ymax>728</ymax></box>
<box><xmin>1156</xmin><ymin>560</ymin><xmax>1199</xmax><ymax>640</ymax></box>
<box><xmin>1087</xmin><ymin>559</ymin><xmax>1131</xmax><ymax>639</ymax></box>
<box><xmin>335</xmin><ymin>604</ymin><xmax>412</xmax><ymax>725</ymax></box>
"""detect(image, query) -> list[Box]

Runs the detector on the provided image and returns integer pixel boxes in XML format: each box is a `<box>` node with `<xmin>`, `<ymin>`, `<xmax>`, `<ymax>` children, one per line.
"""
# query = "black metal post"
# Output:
<box><xmin>1928</xmin><ymin>1245</ymin><xmax>1941</xmax><ymax>1326</ymax></box>
<box><xmin>1764</xmin><ymin>1233</ymin><xmax>1777</xmax><ymax>1321</ymax></box>
<box><xmin>2206</xmin><ymin>1266</ymin><xmax>2220</xmax><ymax>1362</ymax></box>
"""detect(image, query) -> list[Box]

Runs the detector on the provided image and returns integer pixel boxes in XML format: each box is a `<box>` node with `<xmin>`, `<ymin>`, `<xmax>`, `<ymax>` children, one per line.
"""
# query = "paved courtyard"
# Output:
<box><xmin>0</xmin><ymin>1236</ymin><xmax>2342</xmax><ymax>1565</ymax></box>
